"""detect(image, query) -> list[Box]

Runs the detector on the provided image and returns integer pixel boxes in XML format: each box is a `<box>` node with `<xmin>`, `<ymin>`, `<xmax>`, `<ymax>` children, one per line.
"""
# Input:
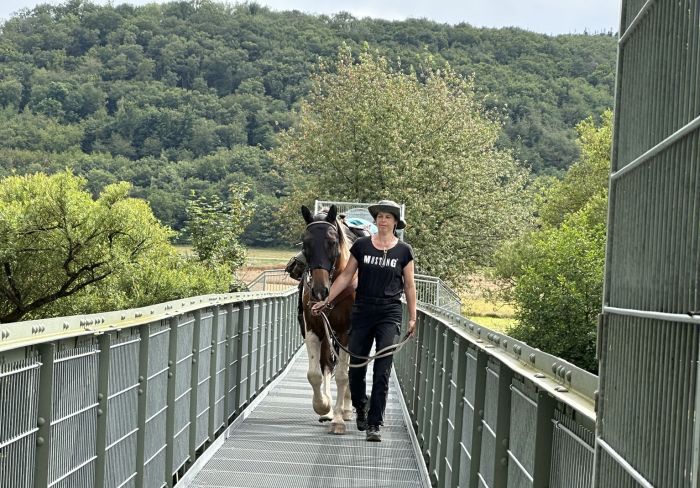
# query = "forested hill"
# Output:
<box><xmin>0</xmin><ymin>1</ymin><xmax>616</xmax><ymax>244</ymax></box>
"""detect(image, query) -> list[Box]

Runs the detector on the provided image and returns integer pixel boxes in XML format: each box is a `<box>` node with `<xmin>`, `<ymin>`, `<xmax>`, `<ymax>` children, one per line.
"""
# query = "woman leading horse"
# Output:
<box><xmin>313</xmin><ymin>200</ymin><xmax>417</xmax><ymax>442</ymax></box>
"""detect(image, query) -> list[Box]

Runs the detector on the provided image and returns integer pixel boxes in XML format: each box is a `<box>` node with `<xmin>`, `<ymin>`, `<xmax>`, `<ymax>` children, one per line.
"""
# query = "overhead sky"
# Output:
<box><xmin>1</xmin><ymin>0</ymin><xmax>620</xmax><ymax>35</ymax></box>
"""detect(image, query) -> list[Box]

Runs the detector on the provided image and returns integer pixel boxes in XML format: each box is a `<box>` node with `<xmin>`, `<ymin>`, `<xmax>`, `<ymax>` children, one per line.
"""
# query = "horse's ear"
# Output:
<box><xmin>301</xmin><ymin>205</ymin><xmax>313</xmax><ymax>224</ymax></box>
<box><xmin>326</xmin><ymin>205</ymin><xmax>337</xmax><ymax>222</ymax></box>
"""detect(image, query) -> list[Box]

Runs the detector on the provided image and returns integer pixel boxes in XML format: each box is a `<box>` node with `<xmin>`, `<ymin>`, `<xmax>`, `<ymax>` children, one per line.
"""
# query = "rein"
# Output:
<box><xmin>316</xmin><ymin>309</ymin><xmax>413</xmax><ymax>368</ymax></box>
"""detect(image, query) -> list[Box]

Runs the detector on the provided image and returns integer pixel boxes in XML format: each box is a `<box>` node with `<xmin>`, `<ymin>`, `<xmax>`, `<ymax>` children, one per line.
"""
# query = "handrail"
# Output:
<box><xmin>394</xmin><ymin>302</ymin><xmax>597</xmax><ymax>487</ymax></box>
<box><xmin>0</xmin><ymin>289</ymin><xmax>302</xmax><ymax>488</ymax></box>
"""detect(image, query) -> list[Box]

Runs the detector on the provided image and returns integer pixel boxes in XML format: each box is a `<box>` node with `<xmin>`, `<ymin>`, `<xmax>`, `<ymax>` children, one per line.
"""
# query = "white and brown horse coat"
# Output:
<box><xmin>300</xmin><ymin>205</ymin><xmax>355</xmax><ymax>434</ymax></box>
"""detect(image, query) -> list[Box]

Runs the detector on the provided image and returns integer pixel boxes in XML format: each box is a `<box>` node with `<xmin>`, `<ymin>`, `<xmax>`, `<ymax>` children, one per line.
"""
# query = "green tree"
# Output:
<box><xmin>185</xmin><ymin>183</ymin><xmax>254</xmax><ymax>272</ymax></box>
<box><xmin>494</xmin><ymin>111</ymin><xmax>612</xmax><ymax>372</ymax></box>
<box><xmin>0</xmin><ymin>171</ymin><xmax>172</xmax><ymax>322</ymax></box>
<box><xmin>274</xmin><ymin>47</ymin><xmax>529</xmax><ymax>285</ymax></box>
<box><xmin>506</xmin><ymin>197</ymin><xmax>606</xmax><ymax>372</ymax></box>
<box><xmin>537</xmin><ymin>110</ymin><xmax>613</xmax><ymax>226</ymax></box>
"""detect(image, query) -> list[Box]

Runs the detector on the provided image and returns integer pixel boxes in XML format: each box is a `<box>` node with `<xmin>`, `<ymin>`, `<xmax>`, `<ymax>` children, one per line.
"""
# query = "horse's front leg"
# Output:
<box><xmin>305</xmin><ymin>332</ymin><xmax>331</xmax><ymax>417</ymax></box>
<box><xmin>329</xmin><ymin>350</ymin><xmax>350</xmax><ymax>434</ymax></box>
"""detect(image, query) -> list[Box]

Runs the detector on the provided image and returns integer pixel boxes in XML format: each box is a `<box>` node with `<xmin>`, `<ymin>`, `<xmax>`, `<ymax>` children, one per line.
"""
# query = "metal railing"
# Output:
<box><xmin>0</xmin><ymin>290</ymin><xmax>302</xmax><ymax>488</ymax></box>
<box><xmin>245</xmin><ymin>269</ymin><xmax>297</xmax><ymax>292</ymax></box>
<box><xmin>395</xmin><ymin>303</ymin><xmax>597</xmax><ymax>488</ymax></box>
<box><xmin>415</xmin><ymin>274</ymin><xmax>462</xmax><ymax>314</ymax></box>
<box><xmin>0</xmin><ymin>282</ymin><xmax>598</xmax><ymax>488</ymax></box>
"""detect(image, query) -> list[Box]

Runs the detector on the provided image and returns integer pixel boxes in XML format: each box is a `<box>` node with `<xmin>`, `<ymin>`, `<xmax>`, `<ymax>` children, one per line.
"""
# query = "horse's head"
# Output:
<box><xmin>301</xmin><ymin>204</ymin><xmax>347</xmax><ymax>302</ymax></box>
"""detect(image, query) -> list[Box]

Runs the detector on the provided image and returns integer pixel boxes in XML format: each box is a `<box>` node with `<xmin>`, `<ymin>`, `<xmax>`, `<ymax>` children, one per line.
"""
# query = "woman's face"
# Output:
<box><xmin>375</xmin><ymin>211</ymin><xmax>397</xmax><ymax>232</ymax></box>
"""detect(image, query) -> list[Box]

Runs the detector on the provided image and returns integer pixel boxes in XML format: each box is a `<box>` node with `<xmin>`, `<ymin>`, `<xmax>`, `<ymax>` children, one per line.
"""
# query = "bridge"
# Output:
<box><xmin>0</xmin><ymin>1</ymin><xmax>698</xmax><ymax>487</ymax></box>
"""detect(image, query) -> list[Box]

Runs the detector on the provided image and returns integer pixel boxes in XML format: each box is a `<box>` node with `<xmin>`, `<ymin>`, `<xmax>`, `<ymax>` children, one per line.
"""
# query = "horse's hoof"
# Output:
<box><xmin>318</xmin><ymin>415</ymin><xmax>332</xmax><ymax>423</ymax></box>
<box><xmin>342</xmin><ymin>411</ymin><xmax>353</xmax><ymax>422</ymax></box>
<box><xmin>313</xmin><ymin>397</ymin><xmax>331</xmax><ymax>415</ymax></box>
<box><xmin>329</xmin><ymin>422</ymin><xmax>346</xmax><ymax>435</ymax></box>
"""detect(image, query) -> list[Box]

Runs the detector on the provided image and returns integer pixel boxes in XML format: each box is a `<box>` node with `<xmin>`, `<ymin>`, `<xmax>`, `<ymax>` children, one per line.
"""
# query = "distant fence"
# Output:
<box><xmin>246</xmin><ymin>269</ymin><xmax>297</xmax><ymax>292</ymax></box>
<box><xmin>414</xmin><ymin>273</ymin><xmax>462</xmax><ymax>314</ymax></box>
<box><xmin>0</xmin><ymin>290</ymin><xmax>301</xmax><ymax>488</ymax></box>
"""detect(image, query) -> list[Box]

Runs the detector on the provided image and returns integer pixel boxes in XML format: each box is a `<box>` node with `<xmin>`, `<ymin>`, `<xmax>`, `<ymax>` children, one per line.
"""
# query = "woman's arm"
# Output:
<box><xmin>403</xmin><ymin>260</ymin><xmax>417</xmax><ymax>336</ymax></box>
<box><xmin>311</xmin><ymin>255</ymin><xmax>358</xmax><ymax>315</ymax></box>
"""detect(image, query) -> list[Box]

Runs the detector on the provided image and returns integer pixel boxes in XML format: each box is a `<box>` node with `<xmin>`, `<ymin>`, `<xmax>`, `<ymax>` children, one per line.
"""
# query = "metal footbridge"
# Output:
<box><xmin>179</xmin><ymin>347</ymin><xmax>428</xmax><ymax>488</ymax></box>
<box><xmin>3</xmin><ymin>0</ymin><xmax>700</xmax><ymax>487</ymax></box>
<box><xmin>0</xmin><ymin>283</ymin><xmax>598</xmax><ymax>488</ymax></box>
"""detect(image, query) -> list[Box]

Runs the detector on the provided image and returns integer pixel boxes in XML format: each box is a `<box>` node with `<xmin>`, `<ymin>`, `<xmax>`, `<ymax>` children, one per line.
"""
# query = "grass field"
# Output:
<box><xmin>245</xmin><ymin>247</ymin><xmax>297</xmax><ymax>268</ymax></box>
<box><xmin>238</xmin><ymin>247</ymin><xmax>296</xmax><ymax>283</ymax></box>
<box><xmin>460</xmin><ymin>270</ymin><xmax>517</xmax><ymax>334</ymax></box>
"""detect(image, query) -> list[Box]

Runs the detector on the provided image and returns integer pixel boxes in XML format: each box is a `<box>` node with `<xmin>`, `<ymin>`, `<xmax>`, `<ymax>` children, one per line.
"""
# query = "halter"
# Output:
<box><xmin>303</xmin><ymin>220</ymin><xmax>340</xmax><ymax>281</ymax></box>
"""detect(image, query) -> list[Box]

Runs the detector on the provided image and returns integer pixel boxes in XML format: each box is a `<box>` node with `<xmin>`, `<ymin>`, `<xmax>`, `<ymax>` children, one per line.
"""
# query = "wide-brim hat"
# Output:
<box><xmin>368</xmin><ymin>200</ymin><xmax>406</xmax><ymax>230</ymax></box>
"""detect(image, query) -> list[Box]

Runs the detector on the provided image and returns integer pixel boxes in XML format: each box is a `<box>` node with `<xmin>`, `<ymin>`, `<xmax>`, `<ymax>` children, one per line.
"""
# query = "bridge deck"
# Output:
<box><xmin>180</xmin><ymin>348</ymin><xmax>428</xmax><ymax>488</ymax></box>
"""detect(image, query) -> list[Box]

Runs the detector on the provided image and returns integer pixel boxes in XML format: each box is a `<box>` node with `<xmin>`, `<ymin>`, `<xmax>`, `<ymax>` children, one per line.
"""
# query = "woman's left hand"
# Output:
<box><xmin>311</xmin><ymin>300</ymin><xmax>327</xmax><ymax>316</ymax></box>
<box><xmin>407</xmin><ymin>318</ymin><xmax>417</xmax><ymax>337</ymax></box>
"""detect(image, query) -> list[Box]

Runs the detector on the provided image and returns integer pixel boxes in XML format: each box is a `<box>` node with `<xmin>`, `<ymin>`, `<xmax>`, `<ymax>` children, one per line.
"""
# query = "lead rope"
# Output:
<box><xmin>318</xmin><ymin>309</ymin><xmax>413</xmax><ymax>368</ymax></box>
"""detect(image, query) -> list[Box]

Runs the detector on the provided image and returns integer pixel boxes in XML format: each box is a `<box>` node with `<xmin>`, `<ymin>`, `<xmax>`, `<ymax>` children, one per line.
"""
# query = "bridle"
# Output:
<box><xmin>302</xmin><ymin>220</ymin><xmax>339</xmax><ymax>289</ymax></box>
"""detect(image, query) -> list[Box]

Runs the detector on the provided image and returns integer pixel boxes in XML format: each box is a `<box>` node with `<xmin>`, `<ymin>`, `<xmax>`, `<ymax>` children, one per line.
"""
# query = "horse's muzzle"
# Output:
<box><xmin>311</xmin><ymin>284</ymin><xmax>329</xmax><ymax>302</ymax></box>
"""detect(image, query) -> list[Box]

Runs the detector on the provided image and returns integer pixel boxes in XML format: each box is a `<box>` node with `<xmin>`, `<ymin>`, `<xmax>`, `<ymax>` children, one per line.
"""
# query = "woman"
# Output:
<box><xmin>312</xmin><ymin>199</ymin><xmax>417</xmax><ymax>442</ymax></box>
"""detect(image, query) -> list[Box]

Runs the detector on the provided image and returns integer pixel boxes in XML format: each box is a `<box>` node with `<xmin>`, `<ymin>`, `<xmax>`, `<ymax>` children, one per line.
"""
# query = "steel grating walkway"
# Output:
<box><xmin>180</xmin><ymin>347</ymin><xmax>429</xmax><ymax>488</ymax></box>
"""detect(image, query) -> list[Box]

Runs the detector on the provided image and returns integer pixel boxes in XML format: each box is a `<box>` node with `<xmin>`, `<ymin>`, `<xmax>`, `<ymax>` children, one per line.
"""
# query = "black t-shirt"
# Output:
<box><xmin>350</xmin><ymin>236</ymin><xmax>414</xmax><ymax>300</ymax></box>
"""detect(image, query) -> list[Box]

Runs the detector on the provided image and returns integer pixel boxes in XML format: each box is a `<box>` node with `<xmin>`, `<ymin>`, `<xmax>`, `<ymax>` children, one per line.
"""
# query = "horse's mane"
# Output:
<box><xmin>318</xmin><ymin>207</ymin><xmax>352</xmax><ymax>273</ymax></box>
<box><xmin>335</xmin><ymin>219</ymin><xmax>352</xmax><ymax>271</ymax></box>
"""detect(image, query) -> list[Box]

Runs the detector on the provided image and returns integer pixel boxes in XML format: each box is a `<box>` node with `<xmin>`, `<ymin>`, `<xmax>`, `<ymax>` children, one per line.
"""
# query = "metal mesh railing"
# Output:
<box><xmin>0</xmin><ymin>290</ymin><xmax>301</xmax><ymax>488</ymax></box>
<box><xmin>395</xmin><ymin>303</ymin><xmax>597</xmax><ymax>488</ymax></box>
<box><xmin>598</xmin><ymin>1</ymin><xmax>700</xmax><ymax>486</ymax></box>
<box><xmin>415</xmin><ymin>273</ymin><xmax>462</xmax><ymax>314</ymax></box>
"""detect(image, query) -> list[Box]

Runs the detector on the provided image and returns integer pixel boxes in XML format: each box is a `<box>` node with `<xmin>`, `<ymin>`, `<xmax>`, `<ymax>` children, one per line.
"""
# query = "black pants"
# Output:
<box><xmin>348</xmin><ymin>300</ymin><xmax>402</xmax><ymax>427</ymax></box>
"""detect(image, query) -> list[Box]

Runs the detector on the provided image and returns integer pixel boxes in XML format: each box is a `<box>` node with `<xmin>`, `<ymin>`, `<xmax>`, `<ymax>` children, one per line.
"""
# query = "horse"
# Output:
<box><xmin>300</xmin><ymin>204</ymin><xmax>356</xmax><ymax>434</ymax></box>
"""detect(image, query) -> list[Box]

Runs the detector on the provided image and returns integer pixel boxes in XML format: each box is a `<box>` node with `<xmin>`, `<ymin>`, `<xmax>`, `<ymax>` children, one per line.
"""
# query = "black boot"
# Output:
<box><xmin>366</xmin><ymin>425</ymin><xmax>381</xmax><ymax>442</ymax></box>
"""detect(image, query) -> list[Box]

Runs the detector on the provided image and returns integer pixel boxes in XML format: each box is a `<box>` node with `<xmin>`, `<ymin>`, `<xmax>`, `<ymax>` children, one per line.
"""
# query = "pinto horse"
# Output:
<box><xmin>300</xmin><ymin>204</ymin><xmax>355</xmax><ymax>434</ymax></box>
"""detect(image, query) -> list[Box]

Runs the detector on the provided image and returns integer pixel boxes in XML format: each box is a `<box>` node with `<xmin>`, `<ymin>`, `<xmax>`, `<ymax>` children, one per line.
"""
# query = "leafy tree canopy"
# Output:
<box><xmin>0</xmin><ymin>171</ymin><xmax>230</xmax><ymax>321</ymax></box>
<box><xmin>0</xmin><ymin>1</ymin><xmax>615</xmax><ymax>244</ymax></box>
<box><xmin>493</xmin><ymin>111</ymin><xmax>613</xmax><ymax>372</ymax></box>
<box><xmin>275</xmin><ymin>46</ymin><xmax>529</xmax><ymax>286</ymax></box>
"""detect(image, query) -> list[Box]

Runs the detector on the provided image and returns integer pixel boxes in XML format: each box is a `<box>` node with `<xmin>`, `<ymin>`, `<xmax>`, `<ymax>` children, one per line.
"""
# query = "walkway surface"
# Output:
<box><xmin>181</xmin><ymin>348</ymin><xmax>429</xmax><ymax>488</ymax></box>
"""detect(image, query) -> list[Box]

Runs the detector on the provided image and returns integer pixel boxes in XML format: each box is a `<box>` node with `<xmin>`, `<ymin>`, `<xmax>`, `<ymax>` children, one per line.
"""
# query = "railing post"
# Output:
<box><xmin>434</xmin><ymin>328</ymin><xmax>455</xmax><ymax>487</ymax></box>
<box><xmin>135</xmin><ymin>324</ymin><xmax>150</xmax><ymax>488</ymax></box>
<box><xmin>417</xmin><ymin>314</ymin><xmax>434</xmax><ymax>452</ymax></box>
<box><xmin>94</xmin><ymin>333</ymin><xmax>112</xmax><ymax>488</ymax></box>
<box><xmin>428</xmin><ymin>321</ymin><xmax>447</xmax><ymax>484</ymax></box>
<box><xmin>445</xmin><ymin>336</ymin><xmax>467</xmax><ymax>488</ymax></box>
<box><xmin>34</xmin><ymin>343</ymin><xmax>55</xmax><ymax>488</ymax></box>
<box><xmin>467</xmin><ymin>348</ymin><xmax>487</xmax><ymax>488</ymax></box>
<box><xmin>164</xmin><ymin>316</ymin><xmax>178</xmax><ymax>488</ymax></box>
<box><xmin>208</xmin><ymin>306</ymin><xmax>220</xmax><ymax>441</ymax></box>
<box><xmin>492</xmin><ymin>360</ymin><xmax>513</xmax><ymax>488</ymax></box>
<box><xmin>188</xmin><ymin>310</ymin><xmax>202</xmax><ymax>463</ymax></box>
<box><xmin>224</xmin><ymin>303</ymin><xmax>235</xmax><ymax>421</ymax></box>
<box><xmin>239</xmin><ymin>301</ymin><xmax>251</xmax><ymax>410</ymax></box>
<box><xmin>532</xmin><ymin>391</ymin><xmax>555</xmax><ymax>487</ymax></box>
